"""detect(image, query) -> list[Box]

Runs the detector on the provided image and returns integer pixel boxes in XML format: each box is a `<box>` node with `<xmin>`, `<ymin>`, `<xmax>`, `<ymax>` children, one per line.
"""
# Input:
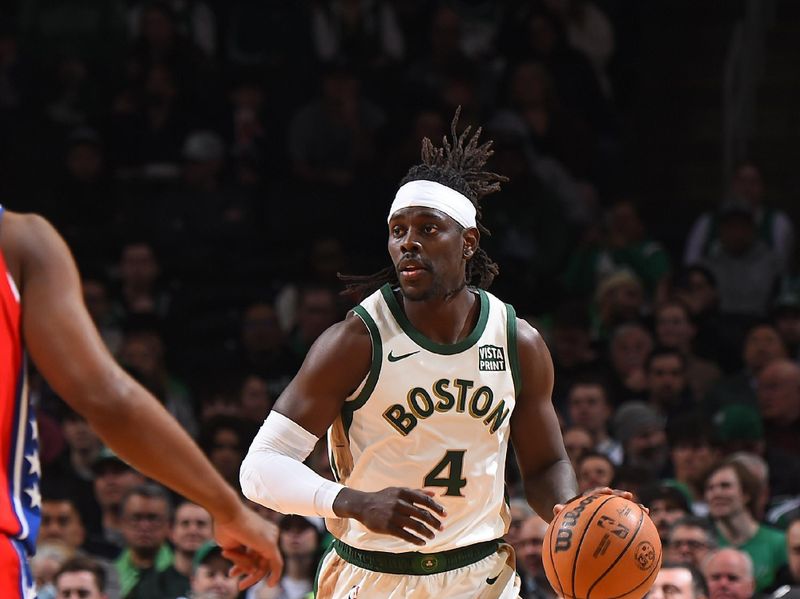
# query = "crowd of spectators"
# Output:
<box><xmin>2</xmin><ymin>1</ymin><xmax>800</xmax><ymax>598</ymax></box>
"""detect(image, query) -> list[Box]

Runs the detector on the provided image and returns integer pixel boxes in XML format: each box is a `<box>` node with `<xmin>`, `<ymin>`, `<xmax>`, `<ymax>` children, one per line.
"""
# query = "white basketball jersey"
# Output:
<box><xmin>327</xmin><ymin>283</ymin><xmax>520</xmax><ymax>553</ymax></box>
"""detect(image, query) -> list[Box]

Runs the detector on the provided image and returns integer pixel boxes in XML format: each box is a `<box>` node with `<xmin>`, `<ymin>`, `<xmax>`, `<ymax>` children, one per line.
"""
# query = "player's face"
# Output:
<box><xmin>646</xmin><ymin>567</ymin><xmax>697</xmax><ymax>599</ymax></box>
<box><xmin>388</xmin><ymin>207</ymin><xmax>476</xmax><ymax>302</ymax></box>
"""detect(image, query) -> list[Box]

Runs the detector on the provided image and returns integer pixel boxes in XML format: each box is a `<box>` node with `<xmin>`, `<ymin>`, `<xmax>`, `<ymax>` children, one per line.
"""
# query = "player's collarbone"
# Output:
<box><xmin>382</xmin><ymin>377</ymin><xmax>510</xmax><ymax>437</ymax></box>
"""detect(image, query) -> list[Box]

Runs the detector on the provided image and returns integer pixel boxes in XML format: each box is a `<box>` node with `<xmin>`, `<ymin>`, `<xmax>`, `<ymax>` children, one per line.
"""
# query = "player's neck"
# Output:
<box><xmin>401</xmin><ymin>286</ymin><xmax>479</xmax><ymax>345</ymax></box>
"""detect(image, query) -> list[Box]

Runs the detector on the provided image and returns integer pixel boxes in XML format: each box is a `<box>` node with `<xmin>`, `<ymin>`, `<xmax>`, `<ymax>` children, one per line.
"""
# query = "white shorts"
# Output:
<box><xmin>316</xmin><ymin>541</ymin><xmax>521</xmax><ymax>599</ymax></box>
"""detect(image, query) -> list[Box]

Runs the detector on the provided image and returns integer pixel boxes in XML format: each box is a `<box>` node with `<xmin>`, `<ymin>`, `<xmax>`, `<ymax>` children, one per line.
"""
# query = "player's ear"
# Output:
<box><xmin>462</xmin><ymin>227</ymin><xmax>479</xmax><ymax>259</ymax></box>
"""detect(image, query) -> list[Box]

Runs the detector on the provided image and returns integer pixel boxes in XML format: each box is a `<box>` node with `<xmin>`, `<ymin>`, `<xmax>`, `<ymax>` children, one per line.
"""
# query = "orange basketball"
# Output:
<box><xmin>542</xmin><ymin>493</ymin><xmax>662</xmax><ymax>599</ymax></box>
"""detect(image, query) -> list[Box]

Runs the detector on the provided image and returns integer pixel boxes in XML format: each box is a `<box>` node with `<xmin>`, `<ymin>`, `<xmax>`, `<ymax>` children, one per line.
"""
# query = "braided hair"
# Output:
<box><xmin>339</xmin><ymin>108</ymin><xmax>508</xmax><ymax>299</ymax></box>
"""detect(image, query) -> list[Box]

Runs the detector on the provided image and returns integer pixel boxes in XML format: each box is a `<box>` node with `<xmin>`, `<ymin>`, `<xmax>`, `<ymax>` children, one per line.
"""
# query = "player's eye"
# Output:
<box><xmin>423</xmin><ymin>224</ymin><xmax>438</xmax><ymax>234</ymax></box>
<box><xmin>391</xmin><ymin>225</ymin><xmax>404</xmax><ymax>237</ymax></box>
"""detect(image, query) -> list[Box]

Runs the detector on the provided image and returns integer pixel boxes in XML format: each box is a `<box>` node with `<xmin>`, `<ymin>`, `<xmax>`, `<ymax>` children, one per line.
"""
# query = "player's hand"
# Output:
<box><xmin>553</xmin><ymin>487</ymin><xmax>635</xmax><ymax>517</ymax></box>
<box><xmin>214</xmin><ymin>504</ymin><xmax>284</xmax><ymax>589</ymax></box>
<box><xmin>334</xmin><ymin>486</ymin><xmax>446</xmax><ymax>545</ymax></box>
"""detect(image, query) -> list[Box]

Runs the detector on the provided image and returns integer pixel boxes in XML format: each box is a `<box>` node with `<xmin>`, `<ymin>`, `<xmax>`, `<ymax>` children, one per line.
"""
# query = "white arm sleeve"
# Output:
<box><xmin>240</xmin><ymin>411</ymin><xmax>345</xmax><ymax>518</ymax></box>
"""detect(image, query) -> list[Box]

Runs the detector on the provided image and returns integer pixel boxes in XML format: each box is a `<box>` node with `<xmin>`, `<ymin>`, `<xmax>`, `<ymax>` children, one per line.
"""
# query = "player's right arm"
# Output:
<box><xmin>240</xmin><ymin>311</ymin><xmax>445</xmax><ymax>545</ymax></box>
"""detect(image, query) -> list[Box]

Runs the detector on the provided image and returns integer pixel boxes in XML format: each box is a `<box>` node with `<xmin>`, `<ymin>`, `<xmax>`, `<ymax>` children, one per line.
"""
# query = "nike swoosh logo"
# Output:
<box><xmin>387</xmin><ymin>350</ymin><xmax>420</xmax><ymax>362</ymax></box>
<box><xmin>486</xmin><ymin>574</ymin><xmax>500</xmax><ymax>585</ymax></box>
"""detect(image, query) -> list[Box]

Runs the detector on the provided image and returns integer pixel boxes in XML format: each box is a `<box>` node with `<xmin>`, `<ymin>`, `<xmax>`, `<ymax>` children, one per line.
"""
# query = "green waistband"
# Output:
<box><xmin>332</xmin><ymin>539</ymin><xmax>500</xmax><ymax>575</ymax></box>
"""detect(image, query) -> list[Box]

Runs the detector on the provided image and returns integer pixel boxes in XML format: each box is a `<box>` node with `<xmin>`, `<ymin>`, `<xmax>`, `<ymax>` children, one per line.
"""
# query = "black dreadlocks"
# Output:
<box><xmin>339</xmin><ymin>108</ymin><xmax>508</xmax><ymax>299</ymax></box>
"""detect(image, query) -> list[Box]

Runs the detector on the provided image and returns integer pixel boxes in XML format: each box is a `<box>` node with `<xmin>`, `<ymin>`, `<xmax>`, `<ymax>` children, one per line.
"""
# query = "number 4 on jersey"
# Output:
<box><xmin>424</xmin><ymin>450</ymin><xmax>467</xmax><ymax>497</ymax></box>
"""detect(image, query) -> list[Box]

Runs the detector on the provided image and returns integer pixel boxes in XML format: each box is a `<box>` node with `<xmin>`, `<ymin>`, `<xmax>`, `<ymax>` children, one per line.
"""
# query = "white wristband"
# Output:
<box><xmin>240</xmin><ymin>411</ymin><xmax>344</xmax><ymax>518</ymax></box>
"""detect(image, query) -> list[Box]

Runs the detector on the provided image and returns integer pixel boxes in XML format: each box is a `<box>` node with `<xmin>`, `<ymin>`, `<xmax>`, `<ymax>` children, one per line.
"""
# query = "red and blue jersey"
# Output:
<box><xmin>0</xmin><ymin>206</ymin><xmax>40</xmax><ymax>555</ymax></box>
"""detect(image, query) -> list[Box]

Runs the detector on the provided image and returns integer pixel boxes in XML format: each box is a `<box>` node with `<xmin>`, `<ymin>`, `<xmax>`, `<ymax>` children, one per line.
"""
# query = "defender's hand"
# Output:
<box><xmin>334</xmin><ymin>487</ymin><xmax>447</xmax><ymax>545</ymax></box>
<box><xmin>214</xmin><ymin>505</ymin><xmax>283</xmax><ymax>589</ymax></box>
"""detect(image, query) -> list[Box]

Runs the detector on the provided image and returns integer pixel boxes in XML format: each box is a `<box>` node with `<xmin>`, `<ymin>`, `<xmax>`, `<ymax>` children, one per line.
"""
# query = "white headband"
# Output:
<box><xmin>387</xmin><ymin>180</ymin><xmax>476</xmax><ymax>229</ymax></box>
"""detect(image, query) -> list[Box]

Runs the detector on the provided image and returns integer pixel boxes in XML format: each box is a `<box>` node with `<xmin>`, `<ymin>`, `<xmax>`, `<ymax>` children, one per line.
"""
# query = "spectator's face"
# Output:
<box><xmin>192</xmin><ymin>556</ymin><xmax>238</xmax><ymax>599</ymax></box>
<box><xmin>82</xmin><ymin>280</ymin><xmax>110</xmax><ymax>323</ymax></box>
<box><xmin>93</xmin><ymin>464</ymin><xmax>144</xmax><ymax>510</ymax></box>
<box><xmin>743</xmin><ymin>326</ymin><xmax>785</xmax><ymax>373</ymax></box>
<box><xmin>56</xmin><ymin>571</ymin><xmax>105</xmax><ymax>599</ymax></box>
<box><xmin>667</xmin><ymin>525</ymin><xmax>713</xmax><ymax>568</ymax></box>
<box><xmin>609</xmin><ymin>202</ymin><xmax>645</xmax><ymax>243</ymax></box>
<box><xmin>656</xmin><ymin>305</ymin><xmax>694</xmax><ymax>350</ymax></box>
<box><xmin>787</xmin><ymin>520</ymin><xmax>800</xmax><ymax>582</ymax></box>
<box><xmin>604</xmin><ymin>283</ymin><xmax>645</xmax><ymax>323</ymax></box>
<box><xmin>552</xmin><ymin>326</ymin><xmax>591</xmax><ymax>368</ymax></box>
<box><xmin>705</xmin><ymin>467</ymin><xmax>747</xmax><ymax>520</ymax></box>
<box><xmin>66</xmin><ymin>143</ymin><xmax>103</xmax><ymax>183</ymax></box>
<box><xmin>280</xmin><ymin>521</ymin><xmax>319</xmax><ymax>559</ymax></box>
<box><xmin>647</xmin><ymin>355</ymin><xmax>686</xmax><ymax>401</ymax></box>
<box><xmin>40</xmin><ymin>501</ymin><xmax>85</xmax><ymax>549</ymax></box>
<box><xmin>563</xmin><ymin>428</ymin><xmax>593</xmax><ymax>467</ymax></box>
<box><xmin>578</xmin><ymin>456</ymin><xmax>614</xmax><ymax>492</ymax></box>
<box><xmin>719</xmin><ymin>217</ymin><xmax>755</xmax><ymax>256</ymax></box>
<box><xmin>648</xmin><ymin>500</ymin><xmax>687</xmax><ymax>542</ymax></box>
<box><xmin>646</xmin><ymin>567</ymin><xmax>698</xmax><ymax>599</ymax></box>
<box><xmin>671</xmin><ymin>442</ymin><xmax>718</xmax><ymax>487</ymax></box>
<box><xmin>703</xmin><ymin>551</ymin><xmax>755</xmax><ymax>599</ymax></box>
<box><xmin>121</xmin><ymin>495</ymin><xmax>170</xmax><ymax>553</ymax></box>
<box><xmin>171</xmin><ymin>503</ymin><xmax>213</xmax><ymax>554</ymax></box>
<box><xmin>731</xmin><ymin>164</ymin><xmax>764</xmax><ymax>206</ymax></box>
<box><xmin>506</xmin><ymin>503</ymin><xmax>531</xmax><ymax>547</ymax></box>
<box><xmin>297</xmin><ymin>290</ymin><xmax>338</xmax><ymax>345</ymax></box>
<box><xmin>62</xmin><ymin>416</ymin><xmax>101</xmax><ymax>453</ymax></box>
<box><xmin>241</xmin><ymin>304</ymin><xmax>282</xmax><ymax>353</ymax></box>
<box><xmin>681</xmin><ymin>272</ymin><xmax>717</xmax><ymax>315</ymax></box>
<box><xmin>430</xmin><ymin>7</ymin><xmax>461</xmax><ymax>55</ymax></box>
<box><xmin>239</xmin><ymin>375</ymin><xmax>271</xmax><ymax>422</ymax></box>
<box><xmin>610</xmin><ymin>328</ymin><xmax>653</xmax><ymax>376</ymax></box>
<box><xmin>626</xmin><ymin>426</ymin><xmax>668</xmax><ymax>469</ymax></box>
<box><xmin>757</xmin><ymin>361</ymin><xmax>800</xmax><ymax>422</ymax></box>
<box><xmin>209</xmin><ymin>429</ymin><xmax>243</xmax><ymax>483</ymax></box>
<box><xmin>120</xmin><ymin>334</ymin><xmax>162</xmax><ymax>379</ymax></box>
<box><xmin>775</xmin><ymin>311</ymin><xmax>800</xmax><ymax>346</ymax></box>
<box><xmin>515</xmin><ymin>516</ymin><xmax>548</xmax><ymax>579</ymax></box>
<box><xmin>120</xmin><ymin>244</ymin><xmax>159</xmax><ymax>288</ymax></box>
<box><xmin>141</xmin><ymin>7</ymin><xmax>174</xmax><ymax>49</ymax></box>
<box><xmin>568</xmin><ymin>385</ymin><xmax>610</xmax><ymax>434</ymax></box>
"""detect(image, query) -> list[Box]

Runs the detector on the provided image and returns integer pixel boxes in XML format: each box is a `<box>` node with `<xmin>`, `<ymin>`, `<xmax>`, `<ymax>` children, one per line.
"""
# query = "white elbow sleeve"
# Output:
<box><xmin>240</xmin><ymin>411</ymin><xmax>344</xmax><ymax>518</ymax></box>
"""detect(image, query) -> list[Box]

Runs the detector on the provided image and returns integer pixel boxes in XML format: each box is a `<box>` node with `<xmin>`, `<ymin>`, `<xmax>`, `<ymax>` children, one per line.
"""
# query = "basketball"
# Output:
<box><xmin>542</xmin><ymin>493</ymin><xmax>662</xmax><ymax>599</ymax></box>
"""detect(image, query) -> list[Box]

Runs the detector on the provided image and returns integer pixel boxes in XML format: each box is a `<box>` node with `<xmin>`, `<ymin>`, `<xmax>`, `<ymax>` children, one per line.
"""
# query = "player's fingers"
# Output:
<box><xmin>238</xmin><ymin>569</ymin><xmax>266</xmax><ymax>590</ymax></box>
<box><xmin>397</xmin><ymin>500</ymin><xmax>443</xmax><ymax>531</ymax></box>
<box><xmin>388</xmin><ymin>522</ymin><xmax>427</xmax><ymax>546</ymax></box>
<box><xmin>405</xmin><ymin>488</ymin><xmax>447</xmax><ymax>516</ymax></box>
<box><xmin>394</xmin><ymin>512</ymin><xmax>437</xmax><ymax>540</ymax></box>
<box><xmin>265</xmin><ymin>560</ymin><xmax>282</xmax><ymax>587</ymax></box>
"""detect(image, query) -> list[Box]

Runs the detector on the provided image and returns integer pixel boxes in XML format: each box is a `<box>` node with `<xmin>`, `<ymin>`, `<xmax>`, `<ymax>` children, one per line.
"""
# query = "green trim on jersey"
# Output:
<box><xmin>344</xmin><ymin>306</ymin><xmax>383</xmax><ymax>434</ymax></box>
<box><xmin>505</xmin><ymin>304</ymin><xmax>521</xmax><ymax>398</ymax></box>
<box><xmin>380</xmin><ymin>284</ymin><xmax>489</xmax><ymax>354</ymax></box>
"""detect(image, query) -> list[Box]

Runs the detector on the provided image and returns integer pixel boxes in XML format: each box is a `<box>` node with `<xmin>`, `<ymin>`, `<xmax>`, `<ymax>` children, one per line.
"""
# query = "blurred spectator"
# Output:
<box><xmin>706</xmin><ymin>323</ymin><xmax>787</xmax><ymax>414</ymax></box>
<box><xmin>287</xmin><ymin>285</ymin><xmax>341</xmax><ymax>362</ymax></box>
<box><xmin>702</xmin><ymin>548</ymin><xmax>757</xmax><ymax>599</ymax></box>
<box><xmin>548</xmin><ymin>301</ymin><xmax>603</xmax><ymax>405</ymax></box>
<box><xmin>685</xmin><ymin>160</ymin><xmax>795</xmax><ymax>274</ymax></box>
<box><xmin>610</xmin><ymin>464</ymin><xmax>655</xmax><ymax>502</ymax></box>
<box><xmin>44</xmin><ymin>408</ymin><xmax>103</xmax><ymax>534</ymax></box>
<box><xmin>177</xmin><ymin>541</ymin><xmax>238</xmax><ymax>599</ymax></box>
<box><xmin>119</xmin><ymin>328</ymin><xmax>197</xmax><ymax>437</ymax></box>
<box><xmin>654</xmin><ymin>299</ymin><xmax>721</xmax><ymax>401</ymax></box>
<box><xmin>55</xmin><ymin>556</ymin><xmax>110</xmax><ymax>599</ymax></box>
<box><xmin>639</xmin><ymin>482</ymin><xmax>692</xmax><ymax>544</ymax></box>
<box><xmin>667</xmin><ymin>413</ymin><xmax>720</xmax><ymax>509</ymax></box>
<box><xmin>699</xmin><ymin>201</ymin><xmax>781</xmax><ymax>318</ymax></box>
<box><xmin>114</xmin><ymin>241</ymin><xmax>171</xmax><ymax>320</ymax></box>
<box><xmin>198</xmin><ymin>415</ymin><xmax>257</xmax><ymax>488</ymax></box>
<box><xmin>91</xmin><ymin>449</ymin><xmax>146</xmax><ymax>556</ymax></box>
<box><xmin>756</xmin><ymin>360</ymin><xmax>800</xmax><ymax>456</ymax></box>
<box><xmin>82</xmin><ymin>273</ymin><xmax>124</xmax><ymax>355</ymax></box>
<box><xmin>128</xmin><ymin>0</ymin><xmax>217</xmax><ymax>58</ymax></box>
<box><xmin>565</xmin><ymin>201</ymin><xmax>671</xmax><ymax>300</ymax></box>
<box><xmin>704</xmin><ymin>459</ymin><xmax>786</xmax><ymax>592</ymax></box>
<box><xmin>505</xmin><ymin>498</ymin><xmax>535</xmax><ymax>548</ymax></box>
<box><xmin>115</xmin><ymin>484</ymin><xmax>174</xmax><ymax>599</ymax></box>
<box><xmin>728</xmin><ymin>452</ymin><xmax>771</xmax><ymax>523</ymax></box>
<box><xmin>593</xmin><ymin>273</ymin><xmax>647</xmax><ymax>343</ymax></box>
<box><xmin>266</xmin><ymin>515</ymin><xmax>324</xmax><ymax>599</ymax></box>
<box><xmin>666</xmin><ymin>516</ymin><xmax>718</xmax><ymax>570</ymax></box>
<box><xmin>566</xmin><ymin>379</ymin><xmax>622</xmax><ymax>464</ymax></box>
<box><xmin>562</xmin><ymin>425</ymin><xmax>593</xmax><ymax>470</ymax></box>
<box><xmin>772</xmin><ymin>292</ymin><xmax>800</xmax><ymax>361</ymax></box>
<box><xmin>606</xmin><ymin>322</ymin><xmax>653</xmax><ymax>403</ymax></box>
<box><xmin>612</xmin><ymin>400</ymin><xmax>669</xmax><ymax>477</ymax></box>
<box><xmin>133</xmin><ymin>500</ymin><xmax>212</xmax><ymax>599</ymax></box>
<box><xmin>32</xmin><ymin>542</ymin><xmax>71</xmax><ymax>599</ymax></box>
<box><xmin>310</xmin><ymin>0</ymin><xmax>405</xmax><ymax>68</ymax></box>
<box><xmin>288</xmin><ymin>63</ymin><xmax>385</xmax><ymax>190</ymax></box>
<box><xmin>647</xmin><ymin>560</ymin><xmax>708</xmax><ymax>599</ymax></box>
<box><xmin>771</xmin><ymin>518</ymin><xmax>800</xmax><ymax>590</ymax></box>
<box><xmin>515</xmin><ymin>514</ymin><xmax>557</xmax><ymax>599</ymax></box>
<box><xmin>238</xmin><ymin>373</ymin><xmax>272</xmax><ymax>424</ymax></box>
<box><xmin>234</xmin><ymin>301</ymin><xmax>299</xmax><ymax>396</ymax></box>
<box><xmin>576</xmin><ymin>450</ymin><xmax>615</xmax><ymax>493</ymax></box>
<box><xmin>644</xmin><ymin>347</ymin><xmax>694</xmax><ymax>424</ymax></box>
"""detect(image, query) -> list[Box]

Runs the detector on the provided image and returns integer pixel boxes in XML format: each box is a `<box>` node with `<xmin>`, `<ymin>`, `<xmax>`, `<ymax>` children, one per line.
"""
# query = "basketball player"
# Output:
<box><xmin>240</xmin><ymin>111</ymin><xmax>580</xmax><ymax>598</ymax></box>
<box><xmin>0</xmin><ymin>207</ymin><xmax>282</xmax><ymax>598</ymax></box>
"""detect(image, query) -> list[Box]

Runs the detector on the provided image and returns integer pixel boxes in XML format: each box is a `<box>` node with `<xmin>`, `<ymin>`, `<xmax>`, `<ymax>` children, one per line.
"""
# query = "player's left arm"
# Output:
<box><xmin>510</xmin><ymin>318</ymin><xmax>578</xmax><ymax>523</ymax></box>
